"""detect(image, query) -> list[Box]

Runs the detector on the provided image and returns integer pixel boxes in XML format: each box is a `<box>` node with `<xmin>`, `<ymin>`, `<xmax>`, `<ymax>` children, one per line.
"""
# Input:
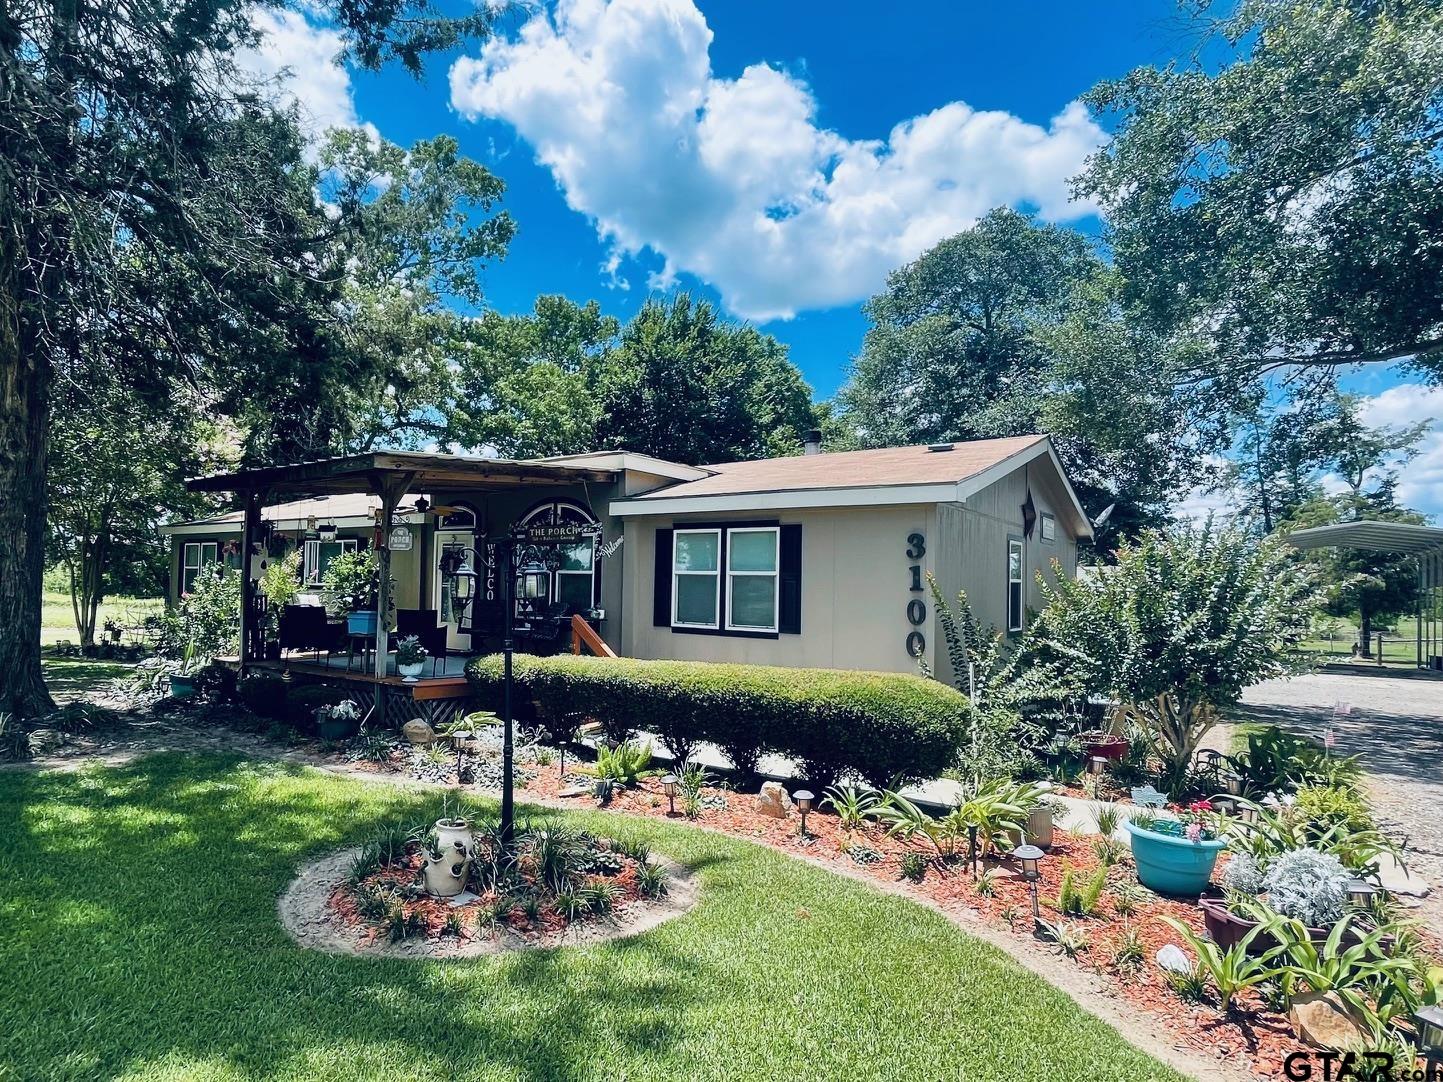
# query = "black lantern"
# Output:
<box><xmin>1346</xmin><ymin>878</ymin><xmax>1380</xmax><ymax>910</ymax></box>
<box><xmin>1013</xmin><ymin>843</ymin><xmax>1045</xmax><ymax>926</ymax></box>
<box><xmin>318</xmin><ymin>521</ymin><xmax>337</xmax><ymax>541</ymax></box>
<box><xmin>661</xmin><ymin>774</ymin><xmax>678</xmax><ymax>816</ymax></box>
<box><xmin>793</xmin><ymin>790</ymin><xmax>814</xmax><ymax>835</ymax></box>
<box><xmin>1415</xmin><ymin>1006</ymin><xmax>1443</xmax><ymax>1056</ymax></box>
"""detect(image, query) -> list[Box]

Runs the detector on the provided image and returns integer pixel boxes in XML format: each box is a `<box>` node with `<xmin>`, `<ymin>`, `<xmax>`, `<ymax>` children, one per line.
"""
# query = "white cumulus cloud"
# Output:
<box><xmin>448</xmin><ymin>0</ymin><xmax>1103</xmax><ymax>320</ymax></box>
<box><xmin>235</xmin><ymin>9</ymin><xmax>378</xmax><ymax>146</ymax></box>
<box><xmin>1356</xmin><ymin>383</ymin><xmax>1443</xmax><ymax>520</ymax></box>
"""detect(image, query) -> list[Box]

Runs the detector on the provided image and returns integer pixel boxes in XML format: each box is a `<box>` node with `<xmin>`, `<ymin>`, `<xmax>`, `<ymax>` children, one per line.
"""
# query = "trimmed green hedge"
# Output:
<box><xmin>466</xmin><ymin>654</ymin><xmax>972</xmax><ymax>787</ymax></box>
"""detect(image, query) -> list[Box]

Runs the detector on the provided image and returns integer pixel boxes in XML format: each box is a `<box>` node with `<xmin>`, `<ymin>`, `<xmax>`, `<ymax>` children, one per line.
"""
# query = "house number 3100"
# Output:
<box><xmin>905</xmin><ymin>532</ymin><xmax>926</xmax><ymax>658</ymax></box>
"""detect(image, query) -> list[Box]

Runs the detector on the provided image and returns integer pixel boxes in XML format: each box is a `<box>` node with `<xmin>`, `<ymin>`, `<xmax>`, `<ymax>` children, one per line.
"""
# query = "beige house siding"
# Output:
<box><xmin>622</xmin><ymin>504</ymin><xmax>938</xmax><ymax>673</ymax></box>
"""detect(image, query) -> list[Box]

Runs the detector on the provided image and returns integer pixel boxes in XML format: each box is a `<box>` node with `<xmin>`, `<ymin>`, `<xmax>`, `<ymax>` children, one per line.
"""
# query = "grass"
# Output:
<box><xmin>40</xmin><ymin>590</ymin><xmax>164</xmax><ymax>647</ymax></box>
<box><xmin>0</xmin><ymin>753</ymin><xmax>1186</xmax><ymax>1082</ymax></box>
<box><xmin>1299</xmin><ymin>614</ymin><xmax>1426</xmax><ymax>666</ymax></box>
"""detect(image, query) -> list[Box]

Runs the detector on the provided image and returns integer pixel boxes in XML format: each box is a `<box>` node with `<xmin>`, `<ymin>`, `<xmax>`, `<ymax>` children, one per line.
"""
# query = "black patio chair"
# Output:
<box><xmin>396</xmin><ymin>607</ymin><xmax>448</xmax><ymax>676</ymax></box>
<box><xmin>279</xmin><ymin>605</ymin><xmax>340</xmax><ymax>661</ymax></box>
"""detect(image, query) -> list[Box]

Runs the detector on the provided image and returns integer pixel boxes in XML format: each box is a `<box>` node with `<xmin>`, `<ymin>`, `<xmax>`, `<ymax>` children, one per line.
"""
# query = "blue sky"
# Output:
<box><xmin>244</xmin><ymin>0</ymin><xmax>1439</xmax><ymax>519</ymax></box>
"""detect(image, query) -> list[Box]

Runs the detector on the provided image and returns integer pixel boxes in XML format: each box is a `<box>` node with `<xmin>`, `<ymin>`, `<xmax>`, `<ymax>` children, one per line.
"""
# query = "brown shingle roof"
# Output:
<box><xmin>632</xmin><ymin>435</ymin><xmax>1047</xmax><ymax>500</ymax></box>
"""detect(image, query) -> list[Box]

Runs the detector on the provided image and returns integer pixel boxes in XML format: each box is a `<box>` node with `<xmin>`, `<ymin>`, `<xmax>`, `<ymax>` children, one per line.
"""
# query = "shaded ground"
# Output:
<box><xmin>1232</xmin><ymin>670</ymin><xmax>1443</xmax><ymax>930</ymax></box>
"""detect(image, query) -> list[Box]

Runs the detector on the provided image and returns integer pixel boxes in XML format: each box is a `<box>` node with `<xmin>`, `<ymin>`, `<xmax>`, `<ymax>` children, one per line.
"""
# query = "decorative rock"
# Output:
<box><xmin>1155</xmin><ymin>944</ymin><xmax>1192</xmax><ymax>974</ymax></box>
<box><xmin>27</xmin><ymin>729</ymin><xmax>65</xmax><ymax>754</ymax></box>
<box><xmin>448</xmin><ymin>890</ymin><xmax>480</xmax><ymax>908</ymax></box>
<box><xmin>402</xmin><ymin>719</ymin><xmax>435</xmax><ymax>745</ymax></box>
<box><xmin>1289</xmin><ymin>991</ymin><xmax>1371</xmax><ymax>1051</ymax></box>
<box><xmin>557</xmin><ymin>785</ymin><xmax>591</xmax><ymax>798</ymax></box>
<box><xmin>755</xmin><ymin>781</ymin><xmax>794</xmax><ymax>819</ymax></box>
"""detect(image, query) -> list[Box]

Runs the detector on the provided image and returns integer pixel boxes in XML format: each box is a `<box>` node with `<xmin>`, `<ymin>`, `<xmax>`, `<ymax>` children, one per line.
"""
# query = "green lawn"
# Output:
<box><xmin>40</xmin><ymin>590</ymin><xmax>164</xmax><ymax>647</ymax></box>
<box><xmin>0</xmin><ymin>754</ymin><xmax>1183</xmax><ymax>1082</ymax></box>
<box><xmin>1301</xmin><ymin>614</ymin><xmax>1427</xmax><ymax>666</ymax></box>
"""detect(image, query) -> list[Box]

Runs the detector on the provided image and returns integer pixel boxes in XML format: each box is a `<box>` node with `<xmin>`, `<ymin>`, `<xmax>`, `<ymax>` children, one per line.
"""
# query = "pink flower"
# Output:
<box><xmin>1185</xmin><ymin>823</ymin><xmax>1203</xmax><ymax>843</ymax></box>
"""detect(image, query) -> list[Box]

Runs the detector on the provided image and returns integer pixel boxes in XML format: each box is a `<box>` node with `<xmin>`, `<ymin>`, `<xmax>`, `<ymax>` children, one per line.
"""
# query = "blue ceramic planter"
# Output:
<box><xmin>1124</xmin><ymin>818</ymin><xmax>1225</xmax><ymax>896</ymax></box>
<box><xmin>347</xmin><ymin>611</ymin><xmax>378</xmax><ymax>636</ymax></box>
<box><xmin>169</xmin><ymin>673</ymin><xmax>198</xmax><ymax>698</ymax></box>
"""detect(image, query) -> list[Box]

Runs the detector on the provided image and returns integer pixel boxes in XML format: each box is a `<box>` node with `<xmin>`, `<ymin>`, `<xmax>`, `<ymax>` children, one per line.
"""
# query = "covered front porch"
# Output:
<box><xmin>189</xmin><ymin>450</ymin><xmax>625</xmax><ymax>717</ymax></box>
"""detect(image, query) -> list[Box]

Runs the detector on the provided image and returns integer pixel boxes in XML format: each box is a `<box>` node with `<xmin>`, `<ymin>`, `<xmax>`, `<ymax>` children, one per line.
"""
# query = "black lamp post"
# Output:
<box><xmin>794</xmin><ymin>790</ymin><xmax>814</xmax><ymax>835</ymax></box>
<box><xmin>662</xmin><ymin>774</ymin><xmax>678</xmax><ymax>816</ymax></box>
<box><xmin>1414</xmin><ymin>1006</ymin><xmax>1443</xmax><ymax>1061</ymax></box>
<box><xmin>967</xmin><ymin>823</ymin><xmax>980</xmax><ymax>877</ymax></box>
<box><xmin>1346</xmin><ymin>878</ymin><xmax>1380</xmax><ymax>910</ymax></box>
<box><xmin>1013</xmin><ymin>843</ymin><xmax>1044</xmax><ymax>930</ymax></box>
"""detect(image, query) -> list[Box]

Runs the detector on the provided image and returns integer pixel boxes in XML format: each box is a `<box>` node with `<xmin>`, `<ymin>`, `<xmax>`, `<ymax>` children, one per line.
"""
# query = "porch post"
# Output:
<box><xmin>238</xmin><ymin>489</ymin><xmax>263</xmax><ymax>676</ymax></box>
<box><xmin>372</xmin><ymin>473</ymin><xmax>416</xmax><ymax>717</ymax></box>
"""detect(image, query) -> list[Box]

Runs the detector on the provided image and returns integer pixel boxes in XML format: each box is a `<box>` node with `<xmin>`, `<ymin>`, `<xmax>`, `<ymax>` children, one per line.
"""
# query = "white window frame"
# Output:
<box><xmin>1007</xmin><ymin>538</ymin><xmax>1024</xmax><ymax>633</ymax></box>
<box><xmin>1040</xmin><ymin>512</ymin><xmax>1056</xmax><ymax>543</ymax></box>
<box><xmin>671</xmin><ymin>528</ymin><xmax>722</xmax><ymax>629</ymax></box>
<box><xmin>724</xmin><ymin>526</ymin><xmax>780</xmax><ymax>633</ymax></box>
<box><xmin>181</xmin><ymin>541</ymin><xmax>218</xmax><ymax>594</ymax></box>
<box><xmin>304</xmin><ymin>537</ymin><xmax>357</xmax><ymax>586</ymax></box>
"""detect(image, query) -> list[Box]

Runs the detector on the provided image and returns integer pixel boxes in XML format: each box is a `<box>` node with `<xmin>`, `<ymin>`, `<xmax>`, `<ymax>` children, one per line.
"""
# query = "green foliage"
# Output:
<box><xmin>900</xmin><ymin>852</ymin><xmax>929</xmax><ymax>882</ymax></box>
<box><xmin>822</xmin><ymin>785</ymin><xmax>881</xmax><ymax>830</ymax></box>
<box><xmin>468</xmin><ymin>654</ymin><xmax>973</xmax><ymax>788</ymax></box>
<box><xmin>595</xmin><ymin>740</ymin><xmax>653</xmax><ymax>786</ymax></box>
<box><xmin>284</xmin><ymin>684</ymin><xmax>354</xmax><ymax>730</ymax></box>
<box><xmin>1227</xmin><ymin>802</ymin><xmax>1400</xmax><ymax>876</ymax></box>
<box><xmin>1026</xmin><ymin>523</ymin><xmax>1322</xmax><ymax>778</ymax></box>
<box><xmin>877</xmin><ymin>779</ymin><xmax>1031</xmax><ymax>862</ymax></box>
<box><xmin>636</xmin><ymin>862</ymin><xmax>669</xmax><ymax>899</ymax></box>
<box><xmin>447</xmin><ymin>293</ymin><xmax>816</xmax><ymax>464</ymax></box>
<box><xmin>1111</xmin><ymin>926</ymin><xmax>1146</xmax><ymax>971</ymax></box>
<box><xmin>1158</xmin><ymin>916</ymin><xmax>1277</xmax><ymax>1013</ymax></box>
<box><xmin>1233</xmin><ymin>726</ymin><xmax>1362</xmax><ymax>796</ymax></box>
<box><xmin>155</xmin><ymin>563</ymin><xmax>240</xmax><ymax>662</ymax></box>
<box><xmin>1079</xmin><ymin>0</ymin><xmax>1443</xmax><ymax>386</ymax></box>
<box><xmin>259</xmin><ymin>551</ymin><xmax>303</xmax><ymax>636</ymax></box>
<box><xmin>321</xmin><ymin>549</ymin><xmax>381</xmax><ymax>617</ymax></box>
<box><xmin>1053</xmin><ymin>865</ymin><xmax>1108</xmax><ymax>918</ymax></box>
<box><xmin>921</xmin><ymin>576</ymin><xmax>1056</xmax><ymax>780</ymax></box>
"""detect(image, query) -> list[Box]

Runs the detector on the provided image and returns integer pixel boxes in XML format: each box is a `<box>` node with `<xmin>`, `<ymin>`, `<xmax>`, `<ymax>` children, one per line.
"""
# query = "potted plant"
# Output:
<box><xmin>168</xmin><ymin>640</ymin><xmax>204</xmax><ymax>698</ymax></box>
<box><xmin>313</xmin><ymin>699</ymin><xmax>362</xmax><ymax>741</ymax></box>
<box><xmin>422</xmin><ymin>818</ymin><xmax>474</xmax><ymax>897</ymax></box>
<box><xmin>1080</xmin><ymin>729</ymin><xmax>1128</xmax><ymax>762</ymax></box>
<box><xmin>322</xmin><ymin>549</ymin><xmax>381</xmax><ymax>636</ymax></box>
<box><xmin>1124</xmin><ymin>801</ymin><xmax>1226</xmax><ymax>895</ymax></box>
<box><xmin>395</xmin><ymin>635</ymin><xmax>428</xmax><ymax>683</ymax></box>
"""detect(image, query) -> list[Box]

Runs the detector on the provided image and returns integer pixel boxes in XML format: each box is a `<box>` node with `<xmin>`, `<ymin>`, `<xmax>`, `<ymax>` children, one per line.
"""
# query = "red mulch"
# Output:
<box><xmin>331</xmin><ymin>845</ymin><xmax>647</xmax><ymax>947</ymax></box>
<box><xmin>324</xmin><ymin>746</ymin><xmax>1438</xmax><ymax>1079</ymax></box>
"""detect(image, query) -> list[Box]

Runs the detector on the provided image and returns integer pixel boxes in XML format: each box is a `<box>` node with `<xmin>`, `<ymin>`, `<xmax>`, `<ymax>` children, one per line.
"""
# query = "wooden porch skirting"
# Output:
<box><xmin>217</xmin><ymin>657</ymin><xmax>476</xmax><ymax>729</ymax></box>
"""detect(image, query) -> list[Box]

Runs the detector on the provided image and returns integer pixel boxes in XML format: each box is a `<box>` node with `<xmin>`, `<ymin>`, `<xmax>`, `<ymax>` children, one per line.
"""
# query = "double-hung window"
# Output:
<box><xmin>1007</xmin><ymin>538</ymin><xmax>1024</xmax><ymax>633</ymax></box>
<box><xmin>725</xmin><ymin>527</ymin><xmax>779</xmax><ymax>632</ymax></box>
<box><xmin>672</xmin><ymin>529</ymin><xmax>721</xmax><ymax>628</ymax></box>
<box><xmin>181</xmin><ymin>541</ymin><xmax>218</xmax><ymax>594</ymax></box>
<box><xmin>304</xmin><ymin>538</ymin><xmax>357</xmax><ymax>585</ymax></box>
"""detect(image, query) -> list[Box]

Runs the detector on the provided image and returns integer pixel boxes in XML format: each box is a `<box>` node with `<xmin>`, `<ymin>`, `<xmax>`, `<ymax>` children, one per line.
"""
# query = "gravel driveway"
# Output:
<box><xmin>1231</xmin><ymin>669</ymin><xmax>1443</xmax><ymax>930</ymax></box>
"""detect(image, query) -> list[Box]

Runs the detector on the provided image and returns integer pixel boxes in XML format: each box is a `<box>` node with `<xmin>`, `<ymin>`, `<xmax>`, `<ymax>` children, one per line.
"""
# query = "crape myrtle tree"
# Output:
<box><xmin>0</xmin><ymin>0</ymin><xmax>501</xmax><ymax>717</ymax></box>
<box><xmin>1077</xmin><ymin>0</ymin><xmax>1443</xmax><ymax>398</ymax></box>
<box><xmin>1024</xmin><ymin>523</ymin><xmax>1323</xmax><ymax>791</ymax></box>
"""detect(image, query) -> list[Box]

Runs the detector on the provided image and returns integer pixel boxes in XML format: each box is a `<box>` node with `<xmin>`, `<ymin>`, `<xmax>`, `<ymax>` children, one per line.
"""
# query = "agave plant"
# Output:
<box><xmin>822</xmin><ymin>784</ymin><xmax>881</xmax><ymax>830</ymax></box>
<box><xmin>1158</xmin><ymin>916</ymin><xmax>1279</xmax><ymax>1013</ymax></box>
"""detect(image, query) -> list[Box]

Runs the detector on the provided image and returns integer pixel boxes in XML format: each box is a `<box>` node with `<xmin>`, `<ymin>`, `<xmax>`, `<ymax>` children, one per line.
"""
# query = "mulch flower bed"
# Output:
<box><xmin>321</xmin><ymin>737</ymin><xmax>1438</xmax><ymax>1078</ymax></box>
<box><xmin>332</xmin><ymin>846</ymin><xmax>650</xmax><ymax>946</ymax></box>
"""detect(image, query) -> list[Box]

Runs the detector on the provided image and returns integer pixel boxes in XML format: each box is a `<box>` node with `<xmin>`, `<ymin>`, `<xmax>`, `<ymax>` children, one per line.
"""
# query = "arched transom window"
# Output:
<box><xmin>516</xmin><ymin>500</ymin><xmax>598</xmax><ymax>614</ymax></box>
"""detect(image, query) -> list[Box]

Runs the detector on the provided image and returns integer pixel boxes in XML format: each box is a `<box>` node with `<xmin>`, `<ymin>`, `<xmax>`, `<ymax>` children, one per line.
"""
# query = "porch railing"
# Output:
<box><xmin>570</xmin><ymin>613</ymin><xmax>617</xmax><ymax>658</ymax></box>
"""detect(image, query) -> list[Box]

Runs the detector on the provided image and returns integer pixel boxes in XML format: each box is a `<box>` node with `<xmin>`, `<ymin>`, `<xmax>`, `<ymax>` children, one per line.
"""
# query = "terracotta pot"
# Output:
<box><xmin>1081</xmin><ymin>731</ymin><xmax>1127</xmax><ymax>762</ymax></box>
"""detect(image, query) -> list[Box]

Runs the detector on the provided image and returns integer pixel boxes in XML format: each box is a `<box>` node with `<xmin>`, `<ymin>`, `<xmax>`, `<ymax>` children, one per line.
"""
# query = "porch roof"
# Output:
<box><xmin>186</xmin><ymin>450</ymin><xmax>619</xmax><ymax>497</ymax></box>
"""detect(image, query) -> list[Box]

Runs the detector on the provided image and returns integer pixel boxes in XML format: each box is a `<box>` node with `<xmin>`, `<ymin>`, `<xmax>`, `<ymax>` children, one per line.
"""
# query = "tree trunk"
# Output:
<box><xmin>0</xmin><ymin>290</ymin><xmax>57</xmax><ymax>717</ymax></box>
<box><xmin>1358</xmin><ymin>605</ymin><xmax>1373</xmax><ymax>658</ymax></box>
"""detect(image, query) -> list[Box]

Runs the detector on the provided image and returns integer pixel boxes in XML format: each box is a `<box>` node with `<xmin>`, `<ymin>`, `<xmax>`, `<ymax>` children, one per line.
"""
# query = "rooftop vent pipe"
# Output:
<box><xmin>927</xmin><ymin>442</ymin><xmax>955</xmax><ymax>453</ymax></box>
<box><xmin>803</xmin><ymin>429</ymin><xmax>823</xmax><ymax>455</ymax></box>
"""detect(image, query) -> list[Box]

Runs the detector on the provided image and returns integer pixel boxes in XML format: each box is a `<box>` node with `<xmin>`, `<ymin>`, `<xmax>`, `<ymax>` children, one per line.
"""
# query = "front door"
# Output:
<box><xmin>434</xmin><ymin>529</ymin><xmax>476</xmax><ymax>652</ymax></box>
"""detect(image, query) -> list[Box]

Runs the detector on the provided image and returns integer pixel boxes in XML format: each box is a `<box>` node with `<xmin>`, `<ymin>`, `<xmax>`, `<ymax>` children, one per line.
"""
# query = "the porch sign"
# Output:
<box><xmin>388</xmin><ymin>525</ymin><xmax>413</xmax><ymax>551</ymax></box>
<box><xmin>510</xmin><ymin>520</ymin><xmax>602</xmax><ymax>545</ymax></box>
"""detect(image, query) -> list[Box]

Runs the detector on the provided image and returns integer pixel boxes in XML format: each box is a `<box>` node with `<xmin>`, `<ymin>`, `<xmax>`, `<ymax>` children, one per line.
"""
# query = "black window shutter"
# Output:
<box><xmin>779</xmin><ymin>524</ymin><xmax>802</xmax><ymax>634</ymax></box>
<box><xmin>653</xmin><ymin>528</ymin><xmax>674</xmax><ymax>627</ymax></box>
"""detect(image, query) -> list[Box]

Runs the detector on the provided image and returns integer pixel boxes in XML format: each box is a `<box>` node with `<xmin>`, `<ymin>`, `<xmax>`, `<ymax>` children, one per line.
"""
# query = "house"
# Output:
<box><xmin>163</xmin><ymin>434</ymin><xmax>1091</xmax><ymax>719</ymax></box>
